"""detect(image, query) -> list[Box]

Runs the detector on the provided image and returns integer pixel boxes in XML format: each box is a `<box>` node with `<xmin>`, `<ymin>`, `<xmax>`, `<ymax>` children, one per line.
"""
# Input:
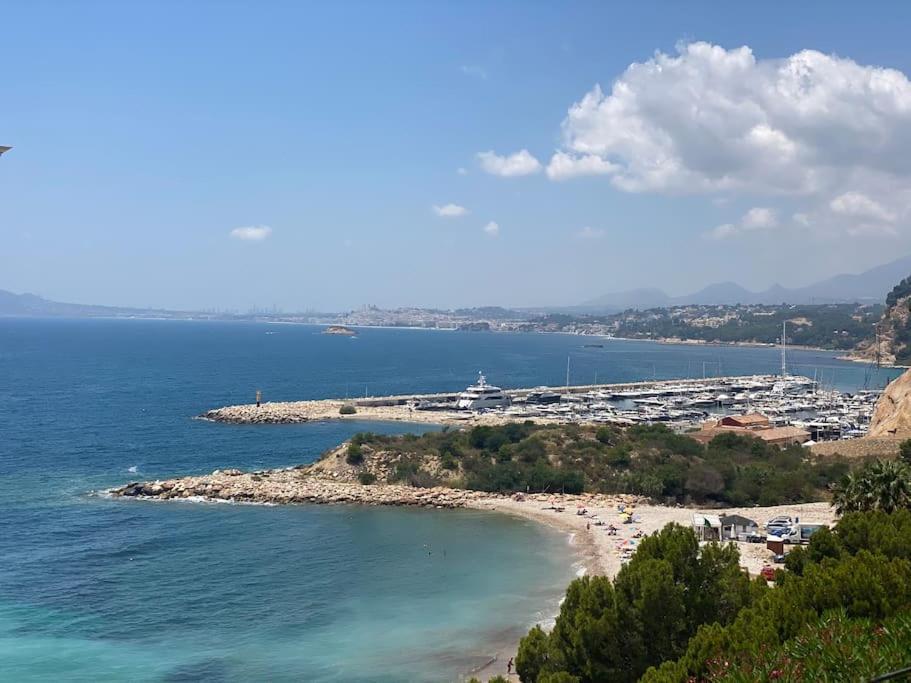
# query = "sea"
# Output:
<box><xmin>0</xmin><ymin>318</ymin><xmax>901</xmax><ymax>682</ymax></box>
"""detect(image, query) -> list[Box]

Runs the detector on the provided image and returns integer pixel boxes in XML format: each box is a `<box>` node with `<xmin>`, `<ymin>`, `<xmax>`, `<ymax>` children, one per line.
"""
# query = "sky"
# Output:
<box><xmin>4</xmin><ymin>1</ymin><xmax>911</xmax><ymax>312</ymax></box>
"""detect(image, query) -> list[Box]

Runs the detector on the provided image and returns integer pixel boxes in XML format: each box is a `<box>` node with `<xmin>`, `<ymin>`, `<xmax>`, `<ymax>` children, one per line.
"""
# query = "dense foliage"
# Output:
<box><xmin>515</xmin><ymin>524</ymin><xmax>757</xmax><ymax>682</ymax></box>
<box><xmin>350</xmin><ymin>424</ymin><xmax>849</xmax><ymax>505</ymax></box>
<box><xmin>641</xmin><ymin>510</ymin><xmax>911</xmax><ymax>682</ymax></box>
<box><xmin>507</xmin><ymin>510</ymin><xmax>911</xmax><ymax>682</ymax></box>
<box><xmin>542</xmin><ymin>303</ymin><xmax>881</xmax><ymax>350</ymax></box>
<box><xmin>885</xmin><ymin>275</ymin><xmax>911</xmax><ymax>308</ymax></box>
<box><xmin>830</xmin><ymin>458</ymin><xmax>911</xmax><ymax>514</ymax></box>
<box><xmin>702</xmin><ymin>610</ymin><xmax>911</xmax><ymax>682</ymax></box>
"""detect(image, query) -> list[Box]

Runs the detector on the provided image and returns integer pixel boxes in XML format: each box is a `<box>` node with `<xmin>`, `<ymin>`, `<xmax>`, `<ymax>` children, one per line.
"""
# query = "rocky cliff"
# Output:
<box><xmin>854</xmin><ymin>276</ymin><xmax>911</xmax><ymax>366</ymax></box>
<box><xmin>868</xmin><ymin>368</ymin><xmax>911</xmax><ymax>438</ymax></box>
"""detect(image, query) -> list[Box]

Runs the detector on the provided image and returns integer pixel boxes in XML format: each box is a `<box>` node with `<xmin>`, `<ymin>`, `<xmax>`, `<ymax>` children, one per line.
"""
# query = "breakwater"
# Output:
<box><xmin>199</xmin><ymin>374</ymin><xmax>786</xmax><ymax>426</ymax></box>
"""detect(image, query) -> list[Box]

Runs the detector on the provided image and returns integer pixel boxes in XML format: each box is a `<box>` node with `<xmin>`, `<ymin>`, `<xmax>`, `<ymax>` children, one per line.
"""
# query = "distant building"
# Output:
<box><xmin>691</xmin><ymin>412</ymin><xmax>810</xmax><ymax>447</ymax></box>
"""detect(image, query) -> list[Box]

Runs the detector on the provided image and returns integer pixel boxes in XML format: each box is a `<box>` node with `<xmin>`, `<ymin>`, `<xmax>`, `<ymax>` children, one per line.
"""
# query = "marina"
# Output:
<box><xmin>202</xmin><ymin>372</ymin><xmax>880</xmax><ymax>443</ymax></box>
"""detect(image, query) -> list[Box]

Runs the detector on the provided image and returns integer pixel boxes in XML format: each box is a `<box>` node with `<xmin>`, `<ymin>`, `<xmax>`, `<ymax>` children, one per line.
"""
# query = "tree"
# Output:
<box><xmin>516</xmin><ymin>625</ymin><xmax>551</xmax><ymax>681</ymax></box>
<box><xmin>831</xmin><ymin>459</ymin><xmax>911</xmax><ymax>514</ymax></box>
<box><xmin>517</xmin><ymin>524</ymin><xmax>752</xmax><ymax>682</ymax></box>
<box><xmin>900</xmin><ymin>439</ymin><xmax>911</xmax><ymax>465</ymax></box>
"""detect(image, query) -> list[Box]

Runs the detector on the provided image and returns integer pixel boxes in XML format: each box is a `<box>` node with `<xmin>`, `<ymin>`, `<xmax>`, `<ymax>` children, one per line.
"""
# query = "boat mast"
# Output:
<box><xmin>780</xmin><ymin>320</ymin><xmax>787</xmax><ymax>377</ymax></box>
<box><xmin>565</xmin><ymin>356</ymin><xmax>571</xmax><ymax>388</ymax></box>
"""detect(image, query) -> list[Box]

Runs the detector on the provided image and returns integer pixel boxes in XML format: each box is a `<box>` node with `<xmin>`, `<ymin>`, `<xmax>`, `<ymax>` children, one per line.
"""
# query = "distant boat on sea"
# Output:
<box><xmin>583</xmin><ymin>343</ymin><xmax>604</xmax><ymax>348</ymax></box>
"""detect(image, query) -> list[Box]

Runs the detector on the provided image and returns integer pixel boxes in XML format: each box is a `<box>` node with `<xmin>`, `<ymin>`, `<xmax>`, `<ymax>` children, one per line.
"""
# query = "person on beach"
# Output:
<box><xmin>507</xmin><ymin>657</ymin><xmax>513</xmax><ymax>674</ymax></box>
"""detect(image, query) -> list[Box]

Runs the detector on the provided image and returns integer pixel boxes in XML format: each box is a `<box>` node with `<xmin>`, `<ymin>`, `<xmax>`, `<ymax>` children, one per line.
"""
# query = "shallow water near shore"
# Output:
<box><xmin>0</xmin><ymin>318</ymin><xmax>899</xmax><ymax>681</ymax></box>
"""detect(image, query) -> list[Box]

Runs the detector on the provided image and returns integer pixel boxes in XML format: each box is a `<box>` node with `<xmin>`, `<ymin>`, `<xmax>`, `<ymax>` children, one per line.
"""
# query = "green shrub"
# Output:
<box><xmin>346</xmin><ymin>442</ymin><xmax>364</xmax><ymax>465</ymax></box>
<box><xmin>357</xmin><ymin>471</ymin><xmax>376</xmax><ymax>485</ymax></box>
<box><xmin>702</xmin><ymin>609</ymin><xmax>911</xmax><ymax>682</ymax></box>
<box><xmin>339</xmin><ymin>404</ymin><xmax>357</xmax><ymax>415</ymax></box>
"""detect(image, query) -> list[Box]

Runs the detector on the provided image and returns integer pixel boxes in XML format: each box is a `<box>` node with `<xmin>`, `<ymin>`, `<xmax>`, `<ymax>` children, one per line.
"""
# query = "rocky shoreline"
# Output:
<box><xmin>110</xmin><ymin>466</ymin><xmax>493</xmax><ymax>508</ymax></box>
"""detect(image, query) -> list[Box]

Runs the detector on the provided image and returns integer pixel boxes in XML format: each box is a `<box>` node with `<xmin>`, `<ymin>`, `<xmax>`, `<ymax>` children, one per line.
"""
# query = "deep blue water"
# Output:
<box><xmin>0</xmin><ymin>319</ymin><xmax>900</xmax><ymax>682</ymax></box>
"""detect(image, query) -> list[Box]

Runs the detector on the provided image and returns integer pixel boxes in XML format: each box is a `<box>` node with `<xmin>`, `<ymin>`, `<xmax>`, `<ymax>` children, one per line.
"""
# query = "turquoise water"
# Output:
<box><xmin>0</xmin><ymin>319</ymin><xmax>899</xmax><ymax>681</ymax></box>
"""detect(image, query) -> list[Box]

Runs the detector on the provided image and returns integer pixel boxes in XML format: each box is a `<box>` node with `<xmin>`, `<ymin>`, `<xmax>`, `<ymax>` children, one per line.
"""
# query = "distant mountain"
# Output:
<box><xmin>577</xmin><ymin>287</ymin><xmax>670</xmax><ymax>311</ymax></box>
<box><xmin>0</xmin><ymin>289</ymin><xmax>159</xmax><ymax>317</ymax></box>
<box><xmin>581</xmin><ymin>254</ymin><xmax>911</xmax><ymax>311</ymax></box>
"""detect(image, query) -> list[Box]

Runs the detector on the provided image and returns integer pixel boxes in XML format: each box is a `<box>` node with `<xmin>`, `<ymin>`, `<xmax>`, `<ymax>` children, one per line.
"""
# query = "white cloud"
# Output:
<box><xmin>457</xmin><ymin>167</ymin><xmax>468</xmax><ymax>176</ymax></box>
<box><xmin>550</xmin><ymin>43</ymin><xmax>911</xmax><ymax>196</ymax></box>
<box><xmin>433</xmin><ymin>203</ymin><xmax>469</xmax><ymax>217</ymax></box>
<box><xmin>477</xmin><ymin>149</ymin><xmax>542</xmax><ymax>177</ymax></box>
<box><xmin>741</xmin><ymin>207</ymin><xmax>778</xmax><ymax>229</ymax></box>
<box><xmin>705</xmin><ymin>207</ymin><xmax>778</xmax><ymax>240</ymax></box>
<box><xmin>483</xmin><ymin>221</ymin><xmax>500</xmax><ymax>237</ymax></box>
<box><xmin>576</xmin><ymin>226</ymin><xmax>605</xmax><ymax>239</ymax></box>
<box><xmin>830</xmin><ymin>191</ymin><xmax>896</xmax><ymax>222</ymax></box>
<box><xmin>707</xmin><ymin>223</ymin><xmax>737</xmax><ymax>240</ymax></box>
<box><xmin>540</xmin><ymin>41</ymin><xmax>911</xmax><ymax>236</ymax></box>
<box><xmin>230</xmin><ymin>225</ymin><xmax>272</xmax><ymax>241</ymax></box>
<box><xmin>546</xmin><ymin>152</ymin><xmax>617</xmax><ymax>180</ymax></box>
<box><xmin>460</xmin><ymin>65</ymin><xmax>488</xmax><ymax>80</ymax></box>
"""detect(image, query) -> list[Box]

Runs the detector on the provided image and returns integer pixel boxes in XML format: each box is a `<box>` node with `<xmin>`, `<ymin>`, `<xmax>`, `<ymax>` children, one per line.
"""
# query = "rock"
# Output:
<box><xmin>868</xmin><ymin>368</ymin><xmax>911</xmax><ymax>438</ymax></box>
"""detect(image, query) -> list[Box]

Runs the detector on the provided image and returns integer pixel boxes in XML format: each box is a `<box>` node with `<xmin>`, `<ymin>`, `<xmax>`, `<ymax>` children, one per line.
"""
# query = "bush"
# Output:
<box><xmin>346</xmin><ymin>442</ymin><xmax>364</xmax><ymax>465</ymax></box>
<box><xmin>642</xmin><ymin>510</ymin><xmax>911</xmax><ymax>682</ymax></box>
<box><xmin>339</xmin><ymin>404</ymin><xmax>357</xmax><ymax>415</ymax></box>
<box><xmin>357</xmin><ymin>471</ymin><xmax>376</xmax><ymax>485</ymax></box>
<box><xmin>900</xmin><ymin>439</ymin><xmax>911</xmax><ymax>464</ymax></box>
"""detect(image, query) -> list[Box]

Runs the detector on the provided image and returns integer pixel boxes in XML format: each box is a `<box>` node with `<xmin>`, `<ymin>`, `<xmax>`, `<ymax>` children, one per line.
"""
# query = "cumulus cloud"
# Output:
<box><xmin>741</xmin><ymin>207</ymin><xmax>778</xmax><ymax>229</ymax></box>
<box><xmin>539</xmin><ymin>41</ymin><xmax>911</xmax><ymax>236</ymax></box>
<box><xmin>830</xmin><ymin>191</ymin><xmax>896</xmax><ymax>222</ymax></box>
<box><xmin>576</xmin><ymin>226</ymin><xmax>606</xmax><ymax>239</ymax></box>
<box><xmin>477</xmin><ymin>149</ymin><xmax>542</xmax><ymax>177</ymax></box>
<box><xmin>433</xmin><ymin>203</ymin><xmax>469</xmax><ymax>217</ymax></box>
<box><xmin>551</xmin><ymin>42</ymin><xmax>911</xmax><ymax>194</ymax></box>
<box><xmin>706</xmin><ymin>207</ymin><xmax>778</xmax><ymax>240</ymax></box>
<box><xmin>483</xmin><ymin>221</ymin><xmax>500</xmax><ymax>237</ymax></box>
<box><xmin>547</xmin><ymin>152</ymin><xmax>618</xmax><ymax>180</ymax></box>
<box><xmin>230</xmin><ymin>225</ymin><xmax>272</xmax><ymax>241</ymax></box>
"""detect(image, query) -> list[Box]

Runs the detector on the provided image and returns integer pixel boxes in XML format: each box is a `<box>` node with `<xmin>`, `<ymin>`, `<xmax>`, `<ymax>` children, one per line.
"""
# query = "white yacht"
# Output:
<box><xmin>456</xmin><ymin>373</ymin><xmax>511</xmax><ymax>410</ymax></box>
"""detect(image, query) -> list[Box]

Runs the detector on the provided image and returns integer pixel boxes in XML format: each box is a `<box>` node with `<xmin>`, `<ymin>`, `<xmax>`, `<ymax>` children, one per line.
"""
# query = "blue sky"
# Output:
<box><xmin>4</xmin><ymin>1</ymin><xmax>911</xmax><ymax>311</ymax></box>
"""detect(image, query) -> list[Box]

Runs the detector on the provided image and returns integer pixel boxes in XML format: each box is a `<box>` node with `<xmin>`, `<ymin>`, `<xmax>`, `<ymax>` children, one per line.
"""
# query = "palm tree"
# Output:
<box><xmin>832</xmin><ymin>460</ymin><xmax>911</xmax><ymax>514</ymax></box>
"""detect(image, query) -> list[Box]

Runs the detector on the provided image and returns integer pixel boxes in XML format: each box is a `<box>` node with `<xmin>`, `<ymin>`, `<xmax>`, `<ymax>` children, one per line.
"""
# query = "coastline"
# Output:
<box><xmin>109</xmin><ymin>469</ymin><xmax>836</xmax><ymax>681</ymax></box>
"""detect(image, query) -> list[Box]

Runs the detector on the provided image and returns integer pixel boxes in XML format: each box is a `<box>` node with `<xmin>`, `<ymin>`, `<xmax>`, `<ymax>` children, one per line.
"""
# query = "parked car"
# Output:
<box><xmin>745</xmin><ymin>531</ymin><xmax>764</xmax><ymax>543</ymax></box>
<box><xmin>772</xmin><ymin>553</ymin><xmax>786</xmax><ymax>564</ymax></box>
<box><xmin>765</xmin><ymin>515</ymin><xmax>793</xmax><ymax>532</ymax></box>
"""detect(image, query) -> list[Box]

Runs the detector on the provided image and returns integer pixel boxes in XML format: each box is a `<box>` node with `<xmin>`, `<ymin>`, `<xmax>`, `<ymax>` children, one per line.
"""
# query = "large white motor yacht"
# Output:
<box><xmin>456</xmin><ymin>373</ymin><xmax>511</xmax><ymax>410</ymax></box>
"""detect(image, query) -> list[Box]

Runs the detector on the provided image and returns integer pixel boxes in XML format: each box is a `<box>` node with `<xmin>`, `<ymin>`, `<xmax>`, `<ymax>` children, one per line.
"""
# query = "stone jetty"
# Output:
<box><xmin>110</xmin><ymin>466</ymin><xmax>490</xmax><ymax>508</ymax></box>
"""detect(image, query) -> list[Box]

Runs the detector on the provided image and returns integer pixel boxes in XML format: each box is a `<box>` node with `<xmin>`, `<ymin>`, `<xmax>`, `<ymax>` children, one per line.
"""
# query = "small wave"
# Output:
<box><xmin>574</xmin><ymin>563</ymin><xmax>587</xmax><ymax>578</ymax></box>
<box><xmin>127</xmin><ymin>465</ymin><xmax>139</xmax><ymax>474</ymax></box>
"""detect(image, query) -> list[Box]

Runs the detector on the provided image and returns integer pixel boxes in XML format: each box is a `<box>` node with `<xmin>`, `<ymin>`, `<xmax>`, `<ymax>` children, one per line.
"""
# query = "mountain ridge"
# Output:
<box><xmin>581</xmin><ymin>254</ymin><xmax>911</xmax><ymax>312</ymax></box>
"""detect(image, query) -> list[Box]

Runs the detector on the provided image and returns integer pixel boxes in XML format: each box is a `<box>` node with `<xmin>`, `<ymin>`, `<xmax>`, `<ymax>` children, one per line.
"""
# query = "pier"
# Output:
<box><xmin>199</xmin><ymin>374</ymin><xmax>879</xmax><ymax>441</ymax></box>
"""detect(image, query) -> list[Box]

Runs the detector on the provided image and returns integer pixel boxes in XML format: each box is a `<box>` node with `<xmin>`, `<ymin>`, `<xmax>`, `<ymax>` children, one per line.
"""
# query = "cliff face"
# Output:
<box><xmin>868</xmin><ymin>368</ymin><xmax>911</xmax><ymax>438</ymax></box>
<box><xmin>854</xmin><ymin>278</ymin><xmax>911</xmax><ymax>365</ymax></box>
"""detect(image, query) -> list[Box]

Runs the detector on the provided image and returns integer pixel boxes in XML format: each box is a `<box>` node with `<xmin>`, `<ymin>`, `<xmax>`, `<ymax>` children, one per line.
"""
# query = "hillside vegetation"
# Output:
<box><xmin>343</xmin><ymin>423</ymin><xmax>850</xmax><ymax>506</ymax></box>
<box><xmin>853</xmin><ymin>273</ymin><xmax>911</xmax><ymax>364</ymax></box>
